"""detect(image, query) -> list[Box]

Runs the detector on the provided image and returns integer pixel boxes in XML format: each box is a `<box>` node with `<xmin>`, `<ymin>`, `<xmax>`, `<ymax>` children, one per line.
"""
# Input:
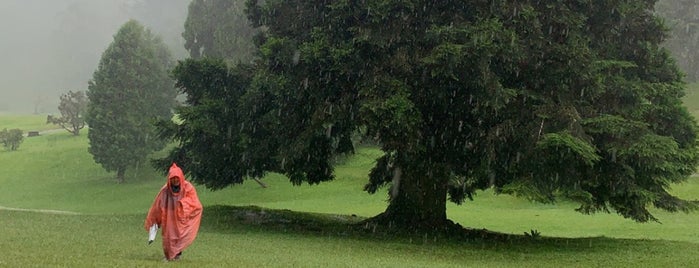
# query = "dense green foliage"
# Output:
<box><xmin>0</xmin><ymin>128</ymin><xmax>23</xmax><ymax>151</ymax></box>
<box><xmin>46</xmin><ymin>90</ymin><xmax>87</xmax><ymax>136</ymax></box>
<box><xmin>154</xmin><ymin>58</ymin><xmax>258</xmax><ymax>188</ymax></box>
<box><xmin>183</xmin><ymin>0</ymin><xmax>258</xmax><ymax>63</ymax></box>
<box><xmin>86</xmin><ymin>20</ymin><xmax>177</xmax><ymax>183</ymax></box>
<box><xmin>159</xmin><ymin>0</ymin><xmax>699</xmax><ymax>230</ymax></box>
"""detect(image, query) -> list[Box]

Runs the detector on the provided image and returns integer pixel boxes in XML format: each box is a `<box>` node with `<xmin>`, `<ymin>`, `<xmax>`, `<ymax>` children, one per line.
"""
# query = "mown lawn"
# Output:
<box><xmin>3</xmin><ymin>208</ymin><xmax>699</xmax><ymax>267</ymax></box>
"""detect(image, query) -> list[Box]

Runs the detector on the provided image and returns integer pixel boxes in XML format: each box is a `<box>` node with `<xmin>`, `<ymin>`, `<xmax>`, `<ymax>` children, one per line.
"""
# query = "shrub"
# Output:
<box><xmin>0</xmin><ymin>128</ymin><xmax>24</xmax><ymax>151</ymax></box>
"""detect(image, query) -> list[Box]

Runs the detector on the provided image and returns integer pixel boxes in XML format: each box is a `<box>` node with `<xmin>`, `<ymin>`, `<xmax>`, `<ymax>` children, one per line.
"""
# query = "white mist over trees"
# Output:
<box><xmin>0</xmin><ymin>0</ymin><xmax>189</xmax><ymax>114</ymax></box>
<box><xmin>182</xmin><ymin>0</ymin><xmax>258</xmax><ymax>64</ymax></box>
<box><xmin>0</xmin><ymin>0</ymin><xmax>695</xmax><ymax>113</ymax></box>
<box><xmin>656</xmin><ymin>0</ymin><xmax>699</xmax><ymax>82</ymax></box>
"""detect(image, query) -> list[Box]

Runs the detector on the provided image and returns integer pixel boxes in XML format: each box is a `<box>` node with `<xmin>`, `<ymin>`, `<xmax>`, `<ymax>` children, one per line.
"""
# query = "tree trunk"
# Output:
<box><xmin>116</xmin><ymin>168</ymin><xmax>126</xmax><ymax>183</ymax></box>
<box><xmin>252</xmin><ymin>177</ymin><xmax>268</xmax><ymax>188</ymax></box>
<box><xmin>370</xmin><ymin>165</ymin><xmax>450</xmax><ymax>231</ymax></box>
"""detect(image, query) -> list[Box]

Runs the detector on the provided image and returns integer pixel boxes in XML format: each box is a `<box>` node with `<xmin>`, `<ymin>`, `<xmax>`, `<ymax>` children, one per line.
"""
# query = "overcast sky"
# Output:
<box><xmin>0</xmin><ymin>0</ymin><xmax>189</xmax><ymax>114</ymax></box>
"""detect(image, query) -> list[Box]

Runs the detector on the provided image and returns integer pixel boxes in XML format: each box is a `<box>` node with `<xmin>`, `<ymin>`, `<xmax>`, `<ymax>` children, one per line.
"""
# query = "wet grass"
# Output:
<box><xmin>3</xmin><ymin>207</ymin><xmax>699</xmax><ymax>267</ymax></box>
<box><xmin>3</xmin><ymin>108</ymin><xmax>699</xmax><ymax>266</ymax></box>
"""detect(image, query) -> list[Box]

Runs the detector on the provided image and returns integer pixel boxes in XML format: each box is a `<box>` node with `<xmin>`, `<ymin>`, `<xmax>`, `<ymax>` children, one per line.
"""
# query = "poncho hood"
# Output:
<box><xmin>167</xmin><ymin>163</ymin><xmax>186</xmax><ymax>194</ymax></box>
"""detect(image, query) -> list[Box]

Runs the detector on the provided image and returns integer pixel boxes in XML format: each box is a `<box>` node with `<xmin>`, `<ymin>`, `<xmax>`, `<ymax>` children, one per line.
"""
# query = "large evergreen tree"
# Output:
<box><xmin>87</xmin><ymin>20</ymin><xmax>177</xmax><ymax>183</ymax></box>
<box><xmin>159</xmin><ymin>1</ymin><xmax>699</xmax><ymax>231</ymax></box>
<box><xmin>154</xmin><ymin>58</ymin><xmax>258</xmax><ymax>188</ymax></box>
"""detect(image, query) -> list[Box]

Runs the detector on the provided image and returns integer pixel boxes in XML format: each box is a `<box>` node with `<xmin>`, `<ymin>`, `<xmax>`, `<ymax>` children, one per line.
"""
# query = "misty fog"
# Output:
<box><xmin>0</xmin><ymin>0</ymin><xmax>189</xmax><ymax>114</ymax></box>
<box><xmin>2</xmin><ymin>1</ymin><xmax>694</xmax><ymax>115</ymax></box>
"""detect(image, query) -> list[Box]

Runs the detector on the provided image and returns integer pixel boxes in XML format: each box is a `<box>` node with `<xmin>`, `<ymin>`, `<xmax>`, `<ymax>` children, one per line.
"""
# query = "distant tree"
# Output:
<box><xmin>656</xmin><ymin>0</ymin><xmax>699</xmax><ymax>82</ymax></box>
<box><xmin>183</xmin><ymin>0</ymin><xmax>258</xmax><ymax>63</ymax></box>
<box><xmin>124</xmin><ymin>0</ymin><xmax>191</xmax><ymax>59</ymax></box>
<box><xmin>0</xmin><ymin>128</ymin><xmax>24</xmax><ymax>151</ymax></box>
<box><xmin>32</xmin><ymin>95</ymin><xmax>48</xmax><ymax>115</ymax></box>
<box><xmin>159</xmin><ymin>0</ymin><xmax>699</xmax><ymax>232</ymax></box>
<box><xmin>47</xmin><ymin>90</ymin><xmax>88</xmax><ymax>136</ymax></box>
<box><xmin>86</xmin><ymin>20</ymin><xmax>177</xmax><ymax>183</ymax></box>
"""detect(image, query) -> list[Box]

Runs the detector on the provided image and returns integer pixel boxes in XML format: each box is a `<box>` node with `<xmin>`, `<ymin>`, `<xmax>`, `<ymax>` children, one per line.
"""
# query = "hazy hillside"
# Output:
<box><xmin>0</xmin><ymin>0</ymin><xmax>190</xmax><ymax>114</ymax></box>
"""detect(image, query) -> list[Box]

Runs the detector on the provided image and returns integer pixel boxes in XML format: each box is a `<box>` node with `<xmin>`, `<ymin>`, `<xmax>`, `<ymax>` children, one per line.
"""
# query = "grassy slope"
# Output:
<box><xmin>4</xmin><ymin>209</ymin><xmax>699</xmax><ymax>268</ymax></box>
<box><xmin>0</xmin><ymin>113</ymin><xmax>59</xmax><ymax>132</ymax></box>
<box><xmin>0</xmin><ymin>130</ymin><xmax>387</xmax><ymax>215</ymax></box>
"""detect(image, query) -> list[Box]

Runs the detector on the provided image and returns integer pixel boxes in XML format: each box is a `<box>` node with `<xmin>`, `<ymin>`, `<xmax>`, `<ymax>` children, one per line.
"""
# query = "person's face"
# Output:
<box><xmin>170</xmin><ymin>176</ymin><xmax>180</xmax><ymax>186</ymax></box>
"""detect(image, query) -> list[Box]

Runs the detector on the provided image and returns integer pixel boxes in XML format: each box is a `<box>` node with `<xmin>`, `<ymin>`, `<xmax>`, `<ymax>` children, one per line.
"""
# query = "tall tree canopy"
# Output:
<box><xmin>183</xmin><ymin>0</ymin><xmax>258</xmax><ymax>63</ymax></box>
<box><xmin>158</xmin><ymin>0</ymin><xmax>699</xmax><ymax>231</ymax></box>
<box><xmin>87</xmin><ymin>20</ymin><xmax>177</xmax><ymax>183</ymax></box>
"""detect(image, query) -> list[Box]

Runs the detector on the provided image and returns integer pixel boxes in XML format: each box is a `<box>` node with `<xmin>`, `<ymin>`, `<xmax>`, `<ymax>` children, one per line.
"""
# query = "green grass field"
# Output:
<box><xmin>0</xmin><ymin>113</ymin><xmax>58</xmax><ymax>132</ymax></box>
<box><xmin>2</xmin><ymin>89</ymin><xmax>699</xmax><ymax>268</ymax></box>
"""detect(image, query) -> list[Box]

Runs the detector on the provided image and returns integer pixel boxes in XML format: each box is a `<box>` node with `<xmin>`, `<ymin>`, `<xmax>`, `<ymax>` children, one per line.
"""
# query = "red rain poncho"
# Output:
<box><xmin>145</xmin><ymin>163</ymin><xmax>203</xmax><ymax>260</ymax></box>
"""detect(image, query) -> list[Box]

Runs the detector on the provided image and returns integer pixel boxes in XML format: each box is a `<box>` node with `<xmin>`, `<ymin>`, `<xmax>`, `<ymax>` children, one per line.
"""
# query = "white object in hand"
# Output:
<box><xmin>148</xmin><ymin>224</ymin><xmax>158</xmax><ymax>244</ymax></box>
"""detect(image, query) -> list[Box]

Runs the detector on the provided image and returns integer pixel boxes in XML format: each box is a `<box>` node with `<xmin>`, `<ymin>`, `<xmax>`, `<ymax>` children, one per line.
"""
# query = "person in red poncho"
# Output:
<box><xmin>145</xmin><ymin>163</ymin><xmax>203</xmax><ymax>261</ymax></box>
